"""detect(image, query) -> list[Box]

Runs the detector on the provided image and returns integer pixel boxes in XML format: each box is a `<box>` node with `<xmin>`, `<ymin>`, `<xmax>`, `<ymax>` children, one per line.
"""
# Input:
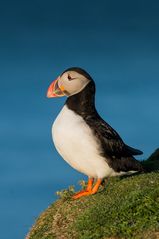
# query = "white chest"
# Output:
<box><xmin>52</xmin><ymin>105</ymin><xmax>113</xmax><ymax>178</ymax></box>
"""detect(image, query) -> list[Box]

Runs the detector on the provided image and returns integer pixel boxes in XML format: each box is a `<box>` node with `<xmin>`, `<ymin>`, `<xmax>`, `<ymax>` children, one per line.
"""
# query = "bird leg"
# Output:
<box><xmin>72</xmin><ymin>178</ymin><xmax>94</xmax><ymax>199</ymax></box>
<box><xmin>72</xmin><ymin>178</ymin><xmax>102</xmax><ymax>199</ymax></box>
<box><xmin>91</xmin><ymin>178</ymin><xmax>103</xmax><ymax>194</ymax></box>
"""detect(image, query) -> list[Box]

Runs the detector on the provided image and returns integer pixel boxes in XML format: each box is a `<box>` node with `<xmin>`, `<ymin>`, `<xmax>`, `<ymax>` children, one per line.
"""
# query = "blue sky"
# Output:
<box><xmin>0</xmin><ymin>1</ymin><xmax>159</xmax><ymax>239</ymax></box>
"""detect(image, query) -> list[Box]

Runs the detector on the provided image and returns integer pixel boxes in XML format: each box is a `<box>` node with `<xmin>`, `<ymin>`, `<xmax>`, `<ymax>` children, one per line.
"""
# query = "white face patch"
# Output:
<box><xmin>58</xmin><ymin>71</ymin><xmax>90</xmax><ymax>96</ymax></box>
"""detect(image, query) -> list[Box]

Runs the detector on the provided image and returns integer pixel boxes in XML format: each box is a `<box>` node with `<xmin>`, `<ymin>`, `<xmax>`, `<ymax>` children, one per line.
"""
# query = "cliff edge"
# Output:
<box><xmin>26</xmin><ymin>149</ymin><xmax>159</xmax><ymax>239</ymax></box>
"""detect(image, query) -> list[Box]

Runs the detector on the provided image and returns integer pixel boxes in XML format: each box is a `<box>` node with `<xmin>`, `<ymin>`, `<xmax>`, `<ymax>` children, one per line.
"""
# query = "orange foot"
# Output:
<box><xmin>72</xmin><ymin>178</ymin><xmax>102</xmax><ymax>199</ymax></box>
<box><xmin>72</xmin><ymin>178</ymin><xmax>94</xmax><ymax>199</ymax></box>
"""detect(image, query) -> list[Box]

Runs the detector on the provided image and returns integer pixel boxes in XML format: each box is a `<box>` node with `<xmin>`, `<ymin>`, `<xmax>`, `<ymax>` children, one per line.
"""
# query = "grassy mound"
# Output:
<box><xmin>26</xmin><ymin>150</ymin><xmax>159</xmax><ymax>239</ymax></box>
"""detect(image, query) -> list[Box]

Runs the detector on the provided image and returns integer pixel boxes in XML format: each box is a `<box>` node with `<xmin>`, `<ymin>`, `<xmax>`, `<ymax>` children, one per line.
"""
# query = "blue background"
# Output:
<box><xmin>0</xmin><ymin>1</ymin><xmax>159</xmax><ymax>238</ymax></box>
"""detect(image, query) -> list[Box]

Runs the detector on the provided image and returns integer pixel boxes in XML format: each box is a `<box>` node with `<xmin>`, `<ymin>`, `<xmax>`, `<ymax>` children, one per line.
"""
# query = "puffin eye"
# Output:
<box><xmin>68</xmin><ymin>74</ymin><xmax>72</xmax><ymax>80</ymax></box>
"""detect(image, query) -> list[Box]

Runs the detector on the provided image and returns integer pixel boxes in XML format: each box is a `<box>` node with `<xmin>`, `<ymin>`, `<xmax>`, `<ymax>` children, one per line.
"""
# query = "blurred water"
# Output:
<box><xmin>0</xmin><ymin>1</ymin><xmax>159</xmax><ymax>239</ymax></box>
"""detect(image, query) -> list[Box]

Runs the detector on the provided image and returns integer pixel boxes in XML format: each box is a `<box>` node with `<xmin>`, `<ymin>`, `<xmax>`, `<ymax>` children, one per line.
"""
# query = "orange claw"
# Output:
<box><xmin>72</xmin><ymin>178</ymin><xmax>102</xmax><ymax>199</ymax></box>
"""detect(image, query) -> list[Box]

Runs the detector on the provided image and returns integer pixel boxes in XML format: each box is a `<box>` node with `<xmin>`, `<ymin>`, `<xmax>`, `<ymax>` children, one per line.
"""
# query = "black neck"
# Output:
<box><xmin>65</xmin><ymin>81</ymin><xmax>97</xmax><ymax>117</ymax></box>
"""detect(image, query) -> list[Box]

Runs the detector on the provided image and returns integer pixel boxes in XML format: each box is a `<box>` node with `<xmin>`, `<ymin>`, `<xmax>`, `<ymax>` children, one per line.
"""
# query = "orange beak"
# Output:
<box><xmin>46</xmin><ymin>77</ymin><xmax>65</xmax><ymax>98</ymax></box>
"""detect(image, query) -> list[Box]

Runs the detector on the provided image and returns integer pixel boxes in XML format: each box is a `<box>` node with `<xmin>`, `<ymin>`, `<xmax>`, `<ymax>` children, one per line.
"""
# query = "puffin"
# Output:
<box><xmin>47</xmin><ymin>67</ymin><xmax>143</xmax><ymax>199</ymax></box>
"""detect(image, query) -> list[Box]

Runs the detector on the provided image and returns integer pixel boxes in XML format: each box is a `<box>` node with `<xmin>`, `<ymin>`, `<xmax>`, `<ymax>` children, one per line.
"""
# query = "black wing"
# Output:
<box><xmin>85</xmin><ymin>114</ymin><xmax>143</xmax><ymax>157</ymax></box>
<box><xmin>84</xmin><ymin>114</ymin><xmax>143</xmax><ymax>172</ymax></box>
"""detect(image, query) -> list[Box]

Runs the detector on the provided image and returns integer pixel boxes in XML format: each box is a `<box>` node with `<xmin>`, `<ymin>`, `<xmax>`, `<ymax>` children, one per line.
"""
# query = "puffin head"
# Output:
<box><xmin>47</xmin><ymin>67</ymin><xmax>93</xmax><ymax>98</ymax></box>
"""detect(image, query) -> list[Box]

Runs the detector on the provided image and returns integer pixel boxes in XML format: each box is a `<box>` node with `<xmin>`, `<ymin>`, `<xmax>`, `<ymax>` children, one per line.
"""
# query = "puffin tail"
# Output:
<box><xmin>125</xmin><ymin>144</ymin><xmax>143</xmax><ymax>156</ymax></box>
<box><xmin>120</xmin><ymin>156</ymin><xmax>145</xmax><ymax>173</ymax></box>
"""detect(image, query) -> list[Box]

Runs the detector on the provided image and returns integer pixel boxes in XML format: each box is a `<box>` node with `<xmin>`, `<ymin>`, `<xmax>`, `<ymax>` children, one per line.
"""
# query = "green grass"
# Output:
<box><xmin>26</xmin><ymin>150</ymin><xmax>159</xmax><ymax>239</ymax></box>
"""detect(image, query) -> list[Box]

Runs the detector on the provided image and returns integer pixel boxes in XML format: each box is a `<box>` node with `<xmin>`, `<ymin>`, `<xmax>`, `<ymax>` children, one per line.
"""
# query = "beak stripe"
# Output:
<box><xmin>59</xmin><ymin>85</ymin><xmax>65</xmax><ymax>91</ymax></box>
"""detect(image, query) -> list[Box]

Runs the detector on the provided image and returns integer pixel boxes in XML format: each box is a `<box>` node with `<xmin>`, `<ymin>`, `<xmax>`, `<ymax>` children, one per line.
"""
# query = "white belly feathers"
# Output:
<box><xmin>52</xmin><ymin>105</ymin><xmax>114</xmax><ymax>178</ymax></box>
